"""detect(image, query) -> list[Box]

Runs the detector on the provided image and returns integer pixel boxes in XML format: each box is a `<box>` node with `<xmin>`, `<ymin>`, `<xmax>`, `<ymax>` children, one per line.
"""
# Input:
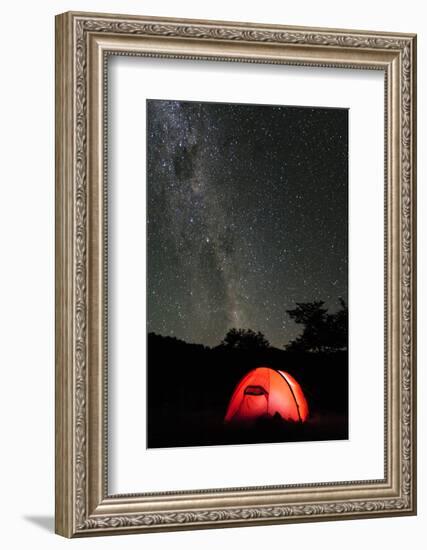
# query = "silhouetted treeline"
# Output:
<box><xmin>285</xmin><ymin>299</ymin><xmax>348</xmax><ymax>352</ymax></box>
<box><xmin>220</xmin><ymin>328</ymin><xmax>270</xmax><ymax>350</ymax></box>
<box><xmin>214</xmin><ymin>299</ymin><xmax>348</xmax><ymax>353</ymax></box>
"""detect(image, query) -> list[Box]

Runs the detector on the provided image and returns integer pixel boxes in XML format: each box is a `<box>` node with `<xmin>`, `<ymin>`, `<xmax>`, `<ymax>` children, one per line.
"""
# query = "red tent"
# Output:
<box><xmin>224</xmin><ymin>366</ymin><xmax>309</xmax><ymax>423</ymax></box>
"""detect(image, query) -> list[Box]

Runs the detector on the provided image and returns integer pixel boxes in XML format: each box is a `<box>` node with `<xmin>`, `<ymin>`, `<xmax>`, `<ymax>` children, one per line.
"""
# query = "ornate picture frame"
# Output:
<box><xmin>55</xmin><ymin>11</ymin><xmax>416</xmax><ymax>537</ymax></box>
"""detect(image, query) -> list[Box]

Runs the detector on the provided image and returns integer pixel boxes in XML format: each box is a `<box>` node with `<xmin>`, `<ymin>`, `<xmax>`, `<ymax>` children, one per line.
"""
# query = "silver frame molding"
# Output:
<box><xmin>55</xmin><ymin>11</ymin><xmax>417</xmax><ymax>538</ymax></box>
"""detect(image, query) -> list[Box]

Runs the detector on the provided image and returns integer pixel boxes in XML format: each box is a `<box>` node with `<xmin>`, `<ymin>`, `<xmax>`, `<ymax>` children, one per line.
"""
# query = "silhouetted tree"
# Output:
<box><xmin>285</xmin><ymin>299</ymin><xmax>347</xmax><ymax>353</ymax></box>
<box><xmin>221</xmin><ymin>328</ymin><xmax>270</xmax><ymax>350</ymax></box>
<box><xmin>326</xmin><ymin>298</ymin><xmax>348</xmax><ymax>351</ymax></box>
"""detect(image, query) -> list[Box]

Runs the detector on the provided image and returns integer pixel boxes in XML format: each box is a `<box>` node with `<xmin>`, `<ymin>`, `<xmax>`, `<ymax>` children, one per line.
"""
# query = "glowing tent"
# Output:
<box><xmin>224</xmin><ymin>366</ymin><xmax>309</xmax><ymax>423</ymax></box>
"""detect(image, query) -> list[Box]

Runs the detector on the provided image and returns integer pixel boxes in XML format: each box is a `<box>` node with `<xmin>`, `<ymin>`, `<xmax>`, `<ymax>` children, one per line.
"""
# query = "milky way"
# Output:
<box><xmin>147</xmin><ymin>100</ymin><xmax>348</xmax><ymax>347</ymax></box>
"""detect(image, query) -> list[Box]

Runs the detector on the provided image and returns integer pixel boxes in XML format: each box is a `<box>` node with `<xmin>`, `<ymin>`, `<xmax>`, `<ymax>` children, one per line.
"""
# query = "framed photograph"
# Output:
<box><xmin>55</xmin><ymin>11</ymin><xmax>417</xmax><ymax>537</ymax></box>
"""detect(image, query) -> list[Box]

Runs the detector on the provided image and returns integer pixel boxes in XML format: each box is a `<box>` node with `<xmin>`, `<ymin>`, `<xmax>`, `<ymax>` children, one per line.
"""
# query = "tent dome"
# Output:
<box><xmin>224</xmin><ymin>366</ymin><xmax>309</xmax><ymax>423</ymax></box>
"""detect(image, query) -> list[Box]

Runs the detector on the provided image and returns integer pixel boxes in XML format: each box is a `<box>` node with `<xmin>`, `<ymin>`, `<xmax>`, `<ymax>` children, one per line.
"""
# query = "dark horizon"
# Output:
<box><xmin>147</xmin><ymin>296</ymin><xmax>348</xmax><ymax>351</ymax></box>
<box><xmin>147</xmin><ymin>99</ymin><xmax>348</xmax><ymax>347</ymax></box>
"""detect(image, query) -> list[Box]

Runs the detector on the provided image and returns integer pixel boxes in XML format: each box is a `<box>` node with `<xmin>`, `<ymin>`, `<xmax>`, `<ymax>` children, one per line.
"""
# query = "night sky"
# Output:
<box><xmin>147</xmin><ymin>100</ymin><xmax>348</xmax><ymax>348</ymax></box>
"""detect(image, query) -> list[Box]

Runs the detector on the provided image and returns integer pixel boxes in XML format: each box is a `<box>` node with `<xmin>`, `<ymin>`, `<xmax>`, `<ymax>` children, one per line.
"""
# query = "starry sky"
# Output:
<box><xmin>147</xmin><ymin>99</ymin><xmax>348</xmax><ymax>348</ymax></box>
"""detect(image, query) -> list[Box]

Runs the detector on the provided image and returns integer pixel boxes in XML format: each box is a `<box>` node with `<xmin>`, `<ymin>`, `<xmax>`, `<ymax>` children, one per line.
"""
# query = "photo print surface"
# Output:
<box><xmin>146</xmin><ymin>99</ymin><xmax>348</xmax><ymax>448</ymax></box>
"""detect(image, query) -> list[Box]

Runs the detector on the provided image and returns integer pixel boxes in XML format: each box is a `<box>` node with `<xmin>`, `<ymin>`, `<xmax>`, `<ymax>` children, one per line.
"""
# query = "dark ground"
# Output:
<box><xmin>147</xmin><ymin>333</ymin><xmax>348</xmax><ymax>448</ymax></box>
